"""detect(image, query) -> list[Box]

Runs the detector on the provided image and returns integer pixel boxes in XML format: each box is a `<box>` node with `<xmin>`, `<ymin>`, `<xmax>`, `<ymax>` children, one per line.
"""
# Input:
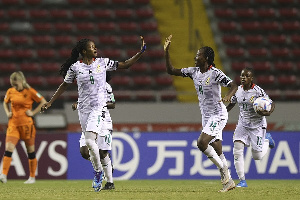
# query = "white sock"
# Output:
<box><xmin>85</xmin><ymin>131</ymin><xmax>102</xmax><ymax>172</ymax></box>
<box><xmin>203</xmin><ymin>145</ymin><xmax>224</xmax><ymax>169</ymax></box>
<box><xmin>101</xmin><ymin>155</ymin><xmax>113</xmax><ymax>183</ymax></box>
<box><xmin>233</xmin><ymin>142</ymin><xmax>245</xmax><ymax>180</ymax></box>
<box><xmin>219</xmin><ymin>153</ymin><xmax>232</xmax><ymax>179</ymax></box>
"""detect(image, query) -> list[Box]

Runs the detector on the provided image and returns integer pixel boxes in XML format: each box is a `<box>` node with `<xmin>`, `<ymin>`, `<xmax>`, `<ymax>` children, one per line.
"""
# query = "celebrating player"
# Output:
<box><xmin>73</xmin><ymin>72</ymin><xmax>115</xmax><ymax>190</ymax></box>
<box><xmin>0</xmin><ymin>71</ymin><xmax>46</xmax><ymax>184</ymax></box>
<box><xmin>41</xmin><ymin>36</ymin><xmax>146</xmax><ymax>192</ymax></box>
<box><xmin>164</xmin><ymin>35</ymin><xmax>237</xmax><ymax>192</ymax></box>
<box><xmin>227</xmin><ymin>67</ymin><xmax>275</xmax><ymax>187</ymax></box>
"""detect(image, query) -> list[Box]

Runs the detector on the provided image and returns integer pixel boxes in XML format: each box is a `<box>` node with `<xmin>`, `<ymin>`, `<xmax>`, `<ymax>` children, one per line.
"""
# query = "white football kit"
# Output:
<box><xmin>231</xmin><ymin>84</ymin><xmax>272</xmax><ymax>151</ymax></box>
<box><xmin>64</xmin><ymin>58</ymin><xmax>117</xmax><ymax>150</ymax></box>
<box><xmin>181</xmin><ymin>66</ymin><xmax>233</xmax><ymax>140</ymax></box>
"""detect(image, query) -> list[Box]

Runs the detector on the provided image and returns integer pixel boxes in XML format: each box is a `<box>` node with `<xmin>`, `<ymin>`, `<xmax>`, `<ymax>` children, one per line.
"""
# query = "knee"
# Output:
<box><xmin>197</xmin><ymin>138</ymin><xmax>206</xmax><ymax>152</ymax></box>
<box><xmin>99</xmin><ymin>150</ymin><xmax>108</xmax><ymax>159</ymax></box>
<box><xmin>252</xmin><ymin>150</ymin><xmax>263</xmax><ymax>160</ymax></box>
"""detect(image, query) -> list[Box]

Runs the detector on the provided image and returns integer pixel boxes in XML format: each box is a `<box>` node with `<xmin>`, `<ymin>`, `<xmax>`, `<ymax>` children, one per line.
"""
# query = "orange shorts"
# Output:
<box><xmin>6</xmin><ymin>124</ymin><xmax>36</xmax><ymax>146</ymax></box>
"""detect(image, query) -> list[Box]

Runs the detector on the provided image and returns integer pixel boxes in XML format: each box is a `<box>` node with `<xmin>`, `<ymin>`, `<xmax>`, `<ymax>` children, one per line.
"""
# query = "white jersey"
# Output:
<box><xmin>64</xmin><ymin>58</ymin><xmax>118</xmax><ymax>113</ymax></box>
<box><xmin>103</xmin><ymin>82</ymin><xmax>115</xmax><ymax>129</ymax></box>
<box><xmin>181</xmin><ymin>66</ymin><xmax>233</xmax><ymax>125</ymax></box>
<box><xmin>231</xmin><ymin>84</ymin><xmax>272</xmax><ymax>128</ymax></box>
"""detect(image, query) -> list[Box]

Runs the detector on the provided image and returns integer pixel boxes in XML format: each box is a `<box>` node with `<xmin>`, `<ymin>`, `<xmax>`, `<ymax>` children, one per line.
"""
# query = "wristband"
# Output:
<box><xmin>141</xmin><ymin>44</ymin><xmax>146</xmax><ymax>53</ymax></box>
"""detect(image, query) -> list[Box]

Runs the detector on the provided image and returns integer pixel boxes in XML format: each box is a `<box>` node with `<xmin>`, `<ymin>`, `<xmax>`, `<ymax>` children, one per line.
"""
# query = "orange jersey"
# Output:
<box><xmin>4</xmin><ymin>87</ymin><xmax>44</xmax><ymax>126</ymax></box>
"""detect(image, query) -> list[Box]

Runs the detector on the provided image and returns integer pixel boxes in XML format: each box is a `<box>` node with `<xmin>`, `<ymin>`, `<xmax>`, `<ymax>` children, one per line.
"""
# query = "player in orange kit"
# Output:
<box><xmin>0</xmin><ymin>71</ymin><xmax>46</xmax><ymax>184</ymax></box>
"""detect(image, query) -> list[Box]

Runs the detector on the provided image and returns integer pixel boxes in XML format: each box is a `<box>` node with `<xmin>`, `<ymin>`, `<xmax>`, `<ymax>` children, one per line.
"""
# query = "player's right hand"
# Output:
<box><xmin>164</xmin><ymin>35</ymin><xmax>172</xmax><ymax>51</ymax></box>
<box><xmin>41</xmin><ymin>102</ymin><xmax>52</xmax><ymax>112</ymax></box>
<box><xmin>72</xmin><ymin>102</ymin><xmax>78</xmax><ymax>111</ymax></box>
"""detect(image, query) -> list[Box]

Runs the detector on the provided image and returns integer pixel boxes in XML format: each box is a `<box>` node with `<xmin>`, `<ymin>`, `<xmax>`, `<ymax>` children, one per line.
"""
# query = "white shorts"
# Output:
<box><xmin>78</xmin><ymin>109</ymin><xmax>105</xmax><ymax>136</ymax></box>
<box><xmin>202</xmin><ymin>115</ymin><xmax>228</xmax><ymax>141</ymax></box>
<box><xmin>79</xmin><ymin>130</ymin><xmax>112</xmax><ymax>150</ymax></box>
<box><xmin>233</xmin><ymin>123</ymin><xmax>266</xmax><ymax>151</ymax></box>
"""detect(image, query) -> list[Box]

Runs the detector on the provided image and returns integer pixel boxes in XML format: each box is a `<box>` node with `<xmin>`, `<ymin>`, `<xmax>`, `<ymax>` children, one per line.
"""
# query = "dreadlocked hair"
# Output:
<box><xmin>202</xmin><ymin>46</ymin><xmax>215</xmax><ymax>67</ymax></box>
<box><xmin>59</xmin><ymin>38</ymin><xmax>92</xmax><ymax>78</ymax></box>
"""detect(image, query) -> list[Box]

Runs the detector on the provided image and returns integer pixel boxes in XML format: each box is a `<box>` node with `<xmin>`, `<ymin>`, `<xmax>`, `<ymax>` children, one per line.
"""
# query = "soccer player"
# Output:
<box><xmin>0</xmin><ymin>71</ymin><xmax>46</xmax><ymax>184</ymax></box>
<box><xmin>73</xmin><ymin>72</ymin><xmax>115</xmax><ymax>190</ymax></box>
<box><xmin>226</xmin><ymin>67</ymin><xmax>275</xmax><ymax>187</ymax></box>
<box><xmin>164</xmin><ymin>35</ymin><xmax>237</xmax><ymax>192</ymax></box>
<box><xmin>41</xmin><ymin>36</ymin><xmax>146</xmax><ymax>192</ymax></box>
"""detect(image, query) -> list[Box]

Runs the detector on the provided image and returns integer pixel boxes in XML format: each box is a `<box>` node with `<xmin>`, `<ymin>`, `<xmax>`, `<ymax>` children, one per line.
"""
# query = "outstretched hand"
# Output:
<box><xmin>140</xmin><ymin>36</ymin><xmax>146</xmax><ymax>53</ymax></box>
<box><xmin>41</xmin><ymin>102</ymin><xmax>52</xmax><ymax>112</ymax></box>
<box><xmin>164</xmin><ymin>35</ymin><xmax>172</xmax><ymax>51</ymax></box>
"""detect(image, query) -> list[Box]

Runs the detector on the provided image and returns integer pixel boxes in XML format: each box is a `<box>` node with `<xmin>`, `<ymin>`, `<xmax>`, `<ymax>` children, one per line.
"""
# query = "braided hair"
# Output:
<box><xmin>59</xmin><ymin>38</ymin><xmax>92</xmax><ymax>78</ymax></box>
<box><xmin>201</xmin><ymin>46</ymin><xmax>215</xmax><ymax>67</ymax></box>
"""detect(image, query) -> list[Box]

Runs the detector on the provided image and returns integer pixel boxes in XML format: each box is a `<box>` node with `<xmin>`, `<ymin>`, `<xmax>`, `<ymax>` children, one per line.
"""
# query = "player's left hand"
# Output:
<box><xmin>256</xmin><ymin>110</ymin><xmax>271</xmax><ymax>116</ymax></box>
<box><xmin>72</xmin><ymin>102</ymin><xmax>78</xmax><ymax>111</ymax></box>
<box><xmin>140</xmin><ymin>36</ymin><xmax>146</xmax><ymax>53</ymax></box>
<box><xmin>41</xmin><ymin>102</ymin><xmax>52</xmax><ymax>112</ymax></box>
<box><xmin>164</xmin><ymin>35</ymin><xmax>172</xmax><ymax>51</ymax></box>
<box><xmin>25</xmin><ymin>110</ymin><xmax>34</xmax><ymax>117</ymax></box>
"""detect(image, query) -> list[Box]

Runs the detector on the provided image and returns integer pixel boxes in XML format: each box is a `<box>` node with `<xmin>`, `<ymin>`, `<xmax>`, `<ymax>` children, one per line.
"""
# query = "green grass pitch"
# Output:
<box><xmin>1</xmin><ymin>180</ymin><xmax>300</xmax><ymax>200</ymax></box>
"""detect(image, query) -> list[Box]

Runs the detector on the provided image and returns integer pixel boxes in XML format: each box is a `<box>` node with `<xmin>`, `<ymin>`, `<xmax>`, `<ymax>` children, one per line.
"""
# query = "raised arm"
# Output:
<box><xmin>118</xmin><ymin>36</ymin><xmax>146</xmax><ymax>69</ymax></box>
<box><xmin>164</xmin><ymin>35</ymin><xmax>182</xmax><ymax>76</ymax></box>
<box><xmin>41</xmin><ymin>82</ymin><xmax>70</xmax><ymax>112</ymax></box>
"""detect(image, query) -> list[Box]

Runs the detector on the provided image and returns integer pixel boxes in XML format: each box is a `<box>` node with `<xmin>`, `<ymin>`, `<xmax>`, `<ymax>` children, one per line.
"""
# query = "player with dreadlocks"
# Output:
<box><xmin>164</xmin><ymin>35</ymin><xmax>237</xmax><ymax>192</ymax></box>
<box><xmin>41</xmin><ymin>36</ymin><xmax>146</xmax><ymax>192</ymax></box>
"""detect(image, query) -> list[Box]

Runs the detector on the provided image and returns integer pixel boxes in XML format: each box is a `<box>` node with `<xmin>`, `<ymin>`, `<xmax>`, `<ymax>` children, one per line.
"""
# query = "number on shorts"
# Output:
<box><xmin>256</xmin><ymin>136</ymin><xmax>263</xmax><ymax>146</ymax></box>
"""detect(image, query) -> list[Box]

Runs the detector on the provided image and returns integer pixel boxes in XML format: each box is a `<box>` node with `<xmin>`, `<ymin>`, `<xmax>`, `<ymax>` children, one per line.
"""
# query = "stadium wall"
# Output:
<box><xmin>1</xmin><ymin>131</ymin><xmax>299</xmax><ymax>180</ymax></box>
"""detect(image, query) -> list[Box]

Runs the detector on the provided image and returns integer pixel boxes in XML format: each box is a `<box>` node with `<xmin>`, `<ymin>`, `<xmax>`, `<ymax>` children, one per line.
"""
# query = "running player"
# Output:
<box><xmin>0</xmin><ymin>71</ymin><xmax>46</xmax><ymax>184</ymax></box>
<box><xmin>227</xmin><ymin>67</ymin><xmax>275</xmax><ymax>187</ymax></box>
<box><xmin>164</xmin><ymin>35</ymin><xmax>237</xmax><ymax>192</ymax></box>
<box><xmin>41</xmin><ymin>36</ymin><xmax>146</xmax><ymax>192</ymax></box>
<box><xmin>73</xmin><ymin>72</ymin><xmax>115</xmax><ymax>190</ymax></box>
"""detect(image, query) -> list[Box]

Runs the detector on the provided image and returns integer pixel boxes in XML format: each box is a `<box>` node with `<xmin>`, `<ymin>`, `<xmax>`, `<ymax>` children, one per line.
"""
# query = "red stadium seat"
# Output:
<box><xmin>231</xmin><ymin>62</ymin><xmax>250</xmax><ymax>71</ymax></box>
<box><xmin>214</xmin><ymin>8</ymin><xmax>233</xmax><ymax>18</ymax></box>
<box><xmin>37</xmin><ymin>49</ymin><xmax>56</xmax><ymax>58</ymax></box>
<box><xmin>232</xmin><ymin>0</ymin><xmax>250</xmax><ymax>3</ymax></box>
<box><xmin>257</xmin><ymin>8</ymin><xmax>276</xmax><ymax>18</ymax></box>
<box><xmin>2</xmin><ymin>0</ymin><xmax>19</xmax><ymax>4</ymax></box>
<box><xmin>256</xmin><ymin>75</ymin><xmax>275</xmax><ymax>85</ymax></box>
<box><xmin>7</xmin><ymin>10</ymin><xmax>27</xmax><ymax>19</ymax></box>
<box><xmin>40</xmin><ymin>62</ymin><xmax>61</xmax><ymax>73</ymax></box>
<box><xmin>145</xmin><ymin>49</ymin><xmax>164</xmax><ymax>58</ymax></box>
<box><xmin>76</xmin><ymin>23</ymin><xmax>95</xmax><ymax>31</ymax></box>
<box><xmin>278</xmin><ymin>75</ymin><xmax>297</xmax><ymax>85</ymax></box>
<box><xmin>0</xmin><ymin>63</ymin><xmax>18</xmax><ymax>73</ymax></box>
<box><xmin>292</xmin><ymin>49</ymin><xmax>300</xmax><ymax>57</ymax></box>
<box><xmin>160</xmin><ymin>92</ymin><xmax>177</xmax><ymax>101</ymax></box>
<box><xmin>226</xmin><ymin>48</ymin><xmax>245</xmax><ymax>57</ymax></box>
<box><xmin>67</xmin><ymin>0</ymin><xmax>85</xmax><ymax>4</ymax></box>
<box><xmin>140</xmin><ymin>22</ymin><xmax>158</xmax><ymax>31</ymax></box>
<box><xmin>274</xmin><ymin>62</ymin><xmax>294</xmax><ymax>72</ymax></box>
<box><xmin>89</xmin><ymin>0</ymin><xmax>108</xmax><ymax>4</ymax></box>
<box><xmin>14</xmin><ymin>49</ymin><xmax>34</xmax><ymax>59</ymax></box>
<box><xmin>115</xmin><ymin>9</ymin><xmax>134</xmax><ymax>18</ymax></box>
<box><xmin>260</xmin><ymin>21</ymin><xmax>280</xmax><ymax>31</ymax></box>
<box><xmin>210</xmin><ymin>0</ymin><xmax>228</xmax><ymax>3</ymax></box>
<box><xmin>114</xmin><ymin>91</ymin><xmax>133</xmax><ymax>101</ymax></box>
<box><xmin>267</xmin><ymin>35</ymin><xmax>286</xmax><ymax>44</ymax></box>
<box><xmin>24</xmin><ymin>0</ymin><xmax>42</xmax><ymax>5</ymax></box>
<box><xmin>277</xmin><ymin>0</ymin><xmax>294</xmax><ymax>4</ymax></box>
<box><xmin>55</xmin><ymin>23</ymin><xmax>73</xmax><ymax>32</ymax></box>
<box><xmin>244</xmin><ymin>35</ymin><xmax>263</xmax><ymax>45</ymax></box>
<box><xmin>59</xmin><ymin>49</ymin><xmax>72</xmax><ymax>58</ymax></box>
<box><xmin>45</xmin><ymin>76</ymin><xmax>63</xmax><ymax>86</ymax></box>
<box><xmin>111</xmin><ymin>0</ymin><xmax>130</xmax><ymax>4</ymax></box>
<box><xmin>54</xmin><ymin>35</ymin><xmax>73</xmax><ymax>45</ymax></box>
<box><xmin>235</xmin><ymin>8</ymin><xmax>255</xmax><ymax>18</ymax></box>
<box><xmin>98</xmin><ymin>35</ymin><xmax>118</xmax><ymax>45</ymax></box>
<box><xmin>129</xmin><ymin>63</ymin><xmax>149</xmax><ymax>73</ymax></box>
<box><xmin>270</xmin><ymin>48</ymin><xmax>290</xmax><ymax>57</ymax></box>
<box><xmin>119</xmin><ymin>22</ymin><xmax>138</xmax><ymax>31</ymax></box>
<box><xmin>284</xmin><ymin>90</ymin><xmax>300</xmax><ymax>101</ymax></box>
<box><xmin>265</xmin><ymin>90</ymin><xmax>282</xmax><ymax>101</ymax></box>
<box><xmin>121</xmin><ymin>35</ymin><xmax>139</xmax><ymax>44</ymax></box>
<box><xmin>291</xmin><ymin>35</ymin><xmax>300</xmax><ymax>44</ymax></box>
<box><xmin>0</xmin><ymin>23</ymin><xmax>9</xmax><ymax>32</ymax></box>
<box><xmin>155</xmin><ymin>76</ymin><xmax>173</xmax><ymax>86</ymax></box>
<box><xmin>0</xmin><ymin>50</ymin><xmax>14</xmax><ymax>59</ymax></box>
<box><xmin>248</xmin><ymin>48</ymin><xmax>268</xmax><ymax>57</ymax></box>
<box><xmin>252</xmin><ymin>61</ymin><xmax>271</xmax><ymax>71</ymax></box>
<box><xmin>101</xmin><ymin>49</ymin><xmax>121</xmax><ymax>58</ymax></box>
<box><xmin>240</xmin><ymin>21</ymin><xmax>260</xmax><ymax>31</ymax></box>
<box><xmin>9</xmin><ymin>35</ymin><xmax>29</xmax><ymax>45</ymax></box>
<box><xmin>143</xmin><ymin>35</ymin><xmax>161</xmax><ymax>45</ymax></box>
<box><xmin>0</xmin><ymin>36</ymin><xmax>4</xmax><ymax>44</ymax></box>
<box><xmin>133</xmin><ymin>0</ymin><xmax>150</xmax><ymax>4</ymax></box>
<box><xmin>253</xmin><ymin>0</ymin><xmax>272</xmax><ymax>3</ymax></box>
<box><xmin>282</xmin><ymin>21</ymin><xmax>300</xmax><ymax>31</ymax></box>
<box><xmin>20</xmin><ymin>63</ymin><xmax>40</xmax><ymax>72</ymax></box>
<box><xmin>222</xmin><ymin>35</ymin><xmax>241</xmax><ymax>45</ymax></box>
<box><xmin>33</xmin><ymin>23</ymin><xmax>52</xmax><ymax>32</ymax></box>
<box><xmin>93</xmin><ymin>10</ymin><xmax>113</xmax><ymax>19</ymax></box>
<box><xmin>32</xmin><ymin>35</ymin><xmax>52</xmax><ymax>45</ymax></box>
<box><xmin>135</xmin><ymin>91</ymin><xmax>156</xmax><ymax>102</ymax></box>
<box><xmin>133</xmin><ymin>76</ymin><xmax>153</xmax><ymax>87</ymax></box>
<box><xmin>49</xmin><ymin>10</ymin><xmax>69</xmax><ymax>19</ymax></box>
<box><xmin>218</xmin><ymin>21</ymin><xmax>237</xmax><ymax>31</ymax></box>
<box><xmin>29</xmin><ymin>10</ymin><xmax>49</xmax><ymax>19</ymax></box>
<box><xmin>26</xmin><ymin>76</ymin><xmax>44</xmax><ymax>87</ymax></box>
<box><xmin>97</xmin><ymin>22</ymin><xmax>116</xmax><ymax>31</ymax></box>
<box><xmin>136</xmin><ymin>8</ymin><xmax>154</xmax><ymax>18</ymax></box>
<box><xmin>110</xmin><ymin>76</ymin><xmax>131</xmax><ymax>87</ymax></box>
<box><xmin>150</xmin><ymin>63</ymin><xmax>165</xmax><ymax>73</ymax></box>
<box><xmin>72</xmin><ymin>10</ymin><xmax>90</xmax><ymax>18</ymax></box>
<box><xmin>279</xmin><ymin>8</ymin><xmax>298</xmax><ymax>18</ymax></box>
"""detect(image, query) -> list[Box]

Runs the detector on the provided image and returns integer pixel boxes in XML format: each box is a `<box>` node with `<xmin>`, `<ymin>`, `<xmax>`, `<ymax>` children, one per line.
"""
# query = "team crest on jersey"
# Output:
<box><xmin>250</xmin><ymin>96</ymin><xmax>255</xmax><ymax>103</ymax></box>
<box><xmin>96</xmin><ymin>65</ymin><xmax>102</xmax><ymax>73</ymax></box>
<box><xmin>205</xmin><ymin>77</ymin><xmax>210</xmax><ymax>85</ymax></box>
